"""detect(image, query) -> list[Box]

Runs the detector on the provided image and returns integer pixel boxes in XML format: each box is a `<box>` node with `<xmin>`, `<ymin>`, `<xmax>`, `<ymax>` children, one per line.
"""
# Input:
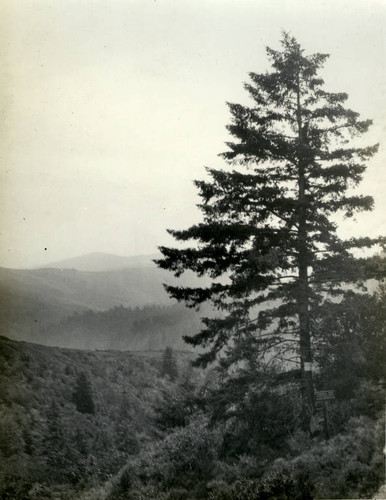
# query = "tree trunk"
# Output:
<box><xmin>298</xmin><ymin>207</ymin><xmax>314</xmax><ymax>431</ymax></box>
<box><xmin>296</xmin><ymin>69</ymin><xmax>314</xmax><ymax>431</ymax></box>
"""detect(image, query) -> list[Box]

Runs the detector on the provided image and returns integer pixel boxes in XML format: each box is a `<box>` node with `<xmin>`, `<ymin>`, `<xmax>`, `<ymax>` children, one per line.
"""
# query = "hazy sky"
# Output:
<box><xmin>1</xmin><ymin>0</ymin><xmax>385</xmax><ymax>268</ymax></box>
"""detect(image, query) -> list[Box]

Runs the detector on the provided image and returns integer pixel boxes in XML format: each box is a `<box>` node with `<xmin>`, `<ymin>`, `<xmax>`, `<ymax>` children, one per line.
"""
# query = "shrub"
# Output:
<box><xmin>207</xmin><ymin>468</ymin><xmax>314</xmax><ymax>500</ymax></box>
<box><xmin>110</xmin><ymin>414</ymin><xmax>222</xmax><ymax>498</ymax></box>
<box><xmin>272</xmin><ymin>414</ymin><xmax>384</xmax><ymax>499</ymax></box>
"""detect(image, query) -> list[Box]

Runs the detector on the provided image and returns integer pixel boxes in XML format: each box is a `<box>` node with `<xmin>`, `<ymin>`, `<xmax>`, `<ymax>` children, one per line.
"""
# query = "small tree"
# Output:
<box><xmin>72</xmin><ymin>372</ymin><xmax>95</xmax><ymax>415</ymax></box>
<box><xmin>161</xmin><ymin>346</ymin><xmax>179</xmax><ymax>381</ymax></box>
<box><xmin>157</xmin><ymin>33</ymin><xmax>384</xmax><ymax>430</ymax></box>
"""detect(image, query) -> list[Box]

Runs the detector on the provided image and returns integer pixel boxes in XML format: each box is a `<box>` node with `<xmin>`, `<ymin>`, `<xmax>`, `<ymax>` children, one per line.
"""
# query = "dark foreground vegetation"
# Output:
<box><xmin>0</xmin><ymin>286</ymin><xmax>385</xmax><ymax>499</ymax></box>
<box><xmin>107</xmin><ymin>290</ymin><xmax>386</xmax><ymax>500</ymax></box>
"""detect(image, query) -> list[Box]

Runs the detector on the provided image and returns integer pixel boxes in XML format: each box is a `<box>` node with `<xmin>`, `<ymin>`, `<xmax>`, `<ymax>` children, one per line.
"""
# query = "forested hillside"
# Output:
<box><xmin>0</xmin><ymin>303</ymin><xmax>384</xmax><ymax>500</ymax></box>
<box><xmin>0</xmin><ymin>336</ymin><xmax>199</xmax><ymax>499</ymax></box>
<box><xmin>33</xmin><ymin>304</ymin><xmax>204</xmax><ymax>351</ymax></box>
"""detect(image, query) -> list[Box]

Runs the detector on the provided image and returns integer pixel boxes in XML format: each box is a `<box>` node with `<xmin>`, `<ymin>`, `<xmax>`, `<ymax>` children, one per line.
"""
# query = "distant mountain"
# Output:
<box><xmin>0</xmin><ymin>267</ymin><xmax>87</xmax><ymax>342</ymax></box>
<box><xmin>0</xmin><ymin>253</ymin><xmax>211</xmax><ymax>348</ymax></box>
<box><xmin>0</xmin><ymin>263</ymin><xmax>207</xmax><ymax>312</ymax></box>
<box><xmin>42</xmin><ymin>252</ymin><xmax>161</xmax><ymax>272</ymax></box>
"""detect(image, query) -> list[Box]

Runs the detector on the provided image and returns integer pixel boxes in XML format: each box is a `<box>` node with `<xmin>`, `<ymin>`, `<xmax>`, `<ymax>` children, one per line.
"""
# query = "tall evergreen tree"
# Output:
<box><xmin>156</xmin><ymin>33</ymin><xmax>384</xmax><ymax>429</ymax></box>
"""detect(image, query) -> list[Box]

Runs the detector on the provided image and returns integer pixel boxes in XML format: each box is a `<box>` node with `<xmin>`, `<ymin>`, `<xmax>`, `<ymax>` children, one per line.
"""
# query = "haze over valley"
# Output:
<box><xmin>0</xmin><ymin>252</ymin><xmax>208</xmax><ymax>351</ymax></box>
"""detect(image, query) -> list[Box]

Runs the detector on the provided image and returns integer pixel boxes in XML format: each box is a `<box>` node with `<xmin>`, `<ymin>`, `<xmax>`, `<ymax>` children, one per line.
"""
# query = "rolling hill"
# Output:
<box><xmin>42</xmin><ymin>251</ymin><xmax>161</xmax><ymax>272</ymax></box>
<box><xmin>0</xmin><ymin>252</ymin><xmax>210</xmax><ymax>349</ymax></box>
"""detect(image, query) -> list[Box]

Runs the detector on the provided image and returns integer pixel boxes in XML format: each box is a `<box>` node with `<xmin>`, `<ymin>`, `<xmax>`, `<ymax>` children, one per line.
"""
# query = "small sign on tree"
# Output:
<box><xmin>315</xmin><ymin>390</ymin><xmax>335</xmax><ymax>402</ymax></box>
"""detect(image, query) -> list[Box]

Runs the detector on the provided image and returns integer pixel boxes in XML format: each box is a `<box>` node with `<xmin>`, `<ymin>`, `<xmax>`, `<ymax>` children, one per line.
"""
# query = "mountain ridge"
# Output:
<box><xmin>0</xmin><ymin>252</ymin><xmax>210</xmax><ymax>349</ymax></box>
<box><xmin>38</xmin><ymin>251</ymin><xmax>161</xmax><ymax>272</ymax></box>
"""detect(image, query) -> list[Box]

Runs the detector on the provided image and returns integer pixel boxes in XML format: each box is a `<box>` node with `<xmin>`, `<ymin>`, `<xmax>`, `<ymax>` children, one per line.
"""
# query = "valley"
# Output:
<box><xmin>0</xmin><ymin>252</ymin><xmax>208</xmax><ymax>351</ymax></box>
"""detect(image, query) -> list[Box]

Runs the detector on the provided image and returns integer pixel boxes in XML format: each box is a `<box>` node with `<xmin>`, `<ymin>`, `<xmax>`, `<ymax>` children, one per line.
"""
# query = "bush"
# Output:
<box><xmin>110</xmin><ymin>414</ymin><xmax>222</xmax><ymax>498</ymax></box>
<box><xmin>273</xmin><ymin>414</ymin><xmax>384</xmax><ymax>499</ymax></box>
<box><xmin>207</xmin><ymin>468</ymin><xmax>314</xmax><ymax>500</ymax></box>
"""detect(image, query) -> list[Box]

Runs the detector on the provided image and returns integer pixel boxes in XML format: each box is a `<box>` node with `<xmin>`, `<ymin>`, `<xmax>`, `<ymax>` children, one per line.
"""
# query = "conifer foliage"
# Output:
<box><xmin>156</xmin><ymin>34</ymin><xmax>383</xmax><ymax>427</ymax></box>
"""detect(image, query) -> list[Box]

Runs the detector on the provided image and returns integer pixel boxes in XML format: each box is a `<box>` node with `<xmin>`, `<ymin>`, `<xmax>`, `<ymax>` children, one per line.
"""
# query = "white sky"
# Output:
<box><xmin>1</xmin><ymin>0</ymin><xmax>385</xmax><ymax>269</ymax></box>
